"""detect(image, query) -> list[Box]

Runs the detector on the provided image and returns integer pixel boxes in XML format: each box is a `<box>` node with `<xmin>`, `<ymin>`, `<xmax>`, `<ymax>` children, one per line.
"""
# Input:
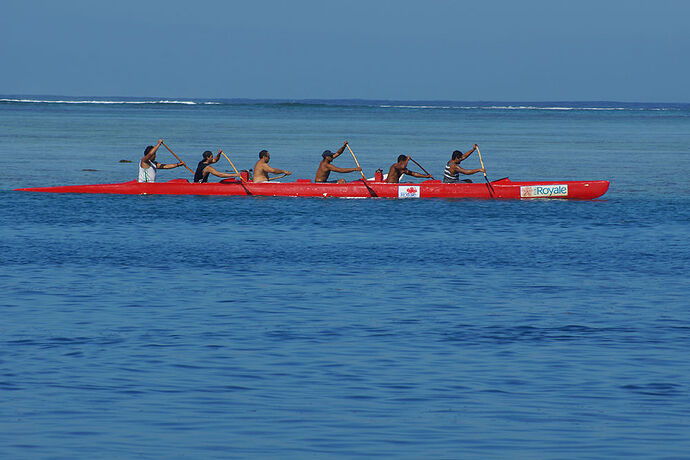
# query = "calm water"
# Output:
<box><xmin>1</xmin><ymin>98</ymin><xmax>689</xmax><ymax>458</ymax></box>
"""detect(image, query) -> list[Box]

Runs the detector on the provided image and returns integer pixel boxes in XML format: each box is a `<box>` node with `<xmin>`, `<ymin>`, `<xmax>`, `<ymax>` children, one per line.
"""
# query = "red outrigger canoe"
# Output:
<box><xmin>16</xmin><ymin>177</ymin><xmax>609</xmax><ymax>199</ymax></box>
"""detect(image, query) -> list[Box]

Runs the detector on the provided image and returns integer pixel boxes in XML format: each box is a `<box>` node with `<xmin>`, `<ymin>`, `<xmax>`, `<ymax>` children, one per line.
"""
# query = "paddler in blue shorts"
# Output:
<box><xmin>314</xmin><ymin>140</ymin><xmax>362</xmax><ymax>183</ymax></box>
<box><xmin>138</xmin><ymin>139</ymin><xmax>185</xmax><ymax>183</ymax></box>
<box><xmin>442</xmin><ymin>144</ymin><xmax>485</xmax><ymax>183</ymax></box>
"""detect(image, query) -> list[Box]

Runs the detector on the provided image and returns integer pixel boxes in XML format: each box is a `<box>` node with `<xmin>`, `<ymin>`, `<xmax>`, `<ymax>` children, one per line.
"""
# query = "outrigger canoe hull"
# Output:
<box><xmin>15</xmin><ymin>178</ymin><xmax>609</xmax><ymax>199</ymax></box>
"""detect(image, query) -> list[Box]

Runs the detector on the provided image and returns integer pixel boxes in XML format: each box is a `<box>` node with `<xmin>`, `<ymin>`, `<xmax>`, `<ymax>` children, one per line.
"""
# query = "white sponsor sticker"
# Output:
<box><xmin>520</xmin><ymin>184</ymin><xmax>568</xmax><ymax>198</ymax></box>
<box><xmin>398</xmin><ymin>185</ymin><xmax>420</xmax><ymax>198</ymax></box>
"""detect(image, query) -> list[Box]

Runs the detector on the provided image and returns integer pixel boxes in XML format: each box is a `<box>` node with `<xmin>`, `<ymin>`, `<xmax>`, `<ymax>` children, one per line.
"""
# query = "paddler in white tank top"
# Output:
<box><xmin>138</xmin><ymin>139</ymin><xmax>184</xmax><ymax>182</ymax></box>
<box><xmin>442</xmin><ymin>144</ymin><xmax>485</xmax><ymax>183</ymax></box>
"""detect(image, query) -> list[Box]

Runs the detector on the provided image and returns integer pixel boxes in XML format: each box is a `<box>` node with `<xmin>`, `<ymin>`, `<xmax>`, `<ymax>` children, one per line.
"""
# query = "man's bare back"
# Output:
<box><xmin>386</xmin><ymin>155</ymin><xmax>432</xmax><ymax>183</ymax></box>
<box><xmin>386</xmin><ymin>163</ymin><xmax>406</xmax><ymax>183</ymax></box>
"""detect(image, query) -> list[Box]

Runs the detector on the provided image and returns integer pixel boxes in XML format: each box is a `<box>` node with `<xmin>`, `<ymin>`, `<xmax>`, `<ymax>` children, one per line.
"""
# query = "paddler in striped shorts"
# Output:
<box><xmin>443</xmin><ymin>144</ymin><xmax>485</xmax><ymax>183</ymax></box>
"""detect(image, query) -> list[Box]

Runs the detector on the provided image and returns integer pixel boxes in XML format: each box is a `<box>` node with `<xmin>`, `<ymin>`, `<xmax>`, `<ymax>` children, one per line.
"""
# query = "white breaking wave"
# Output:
<box><xmin>378</xmin><ymin>104</ymin><xmax>674</xmax><ymax>111</ymax></box>
<box><xmin>483</xmin><ymin>106</ymin><xmax>631</xmax><ymax>111</ymax></box>
<box><xmin>0</xmin><ymin>98</ymin><xmax>220</xmax><ymax>105</ymax></box>
<box><xmin>379</xmin><ymin>105</ymin><xmax>477</xmax><ymax>109</ymax></box>
<box><xmin>0</xmin><ymin>98</ymin><xmax>676</xmax><ymax>111</ymax></box>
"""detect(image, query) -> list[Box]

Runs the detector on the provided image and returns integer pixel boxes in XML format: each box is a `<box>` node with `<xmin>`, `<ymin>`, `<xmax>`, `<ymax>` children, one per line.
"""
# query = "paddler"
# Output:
<box><xmin>138</xmin><ymin>139</ymin><xmax>184</xmax><ymax>183</ymax></box>
<box><xmin>252</xmin><ymin>150</ymin><xmax>291</xmax><ymax>183</ymax></box>
<box><xmin>385</xmin><ymin>155</ymin><xmax>433</xmax><ymax>183</ymax></box>
<box><xmin>193</xmin><ymin>150</ymin><xmax>241</xmax><ymax>183</ymax></box>
<box><xmin>314</xmin><ymin>140</ymin><xmax>362</xmax><ymax>183</ymax></box>
<box><xmin>443</xmin><ymin>144</ymin><xmax>485</xmax><ymax>183</ymax></box>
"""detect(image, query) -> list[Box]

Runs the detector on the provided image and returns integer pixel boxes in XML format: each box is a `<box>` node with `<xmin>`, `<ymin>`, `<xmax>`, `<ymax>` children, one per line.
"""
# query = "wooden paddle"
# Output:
<box><xmin>346</xmin><ymin>144</ymin><xmax>367</xmax><ymax>180</ymax></box>
<box><xmin>409</xmin><ymin>157</ymin><xmax>435</xmax><ymax>179</ymax></box>
<box><xmin>475</xmin><ymin>146</ymin><xmax>495</xmax><ymax>197</ymax></box>
<box><xmin>160</xmin><ymin>141</ymin><xmax>194</xmax><ymax>174</ymax></box>
<box><xmin>219</xmin><ymin>150</ymin><xmax>240</xmax><ymax>175</ymax></box>
<box><xmin>267</xmin><ymin>173</ymin><xmax>289</xmax><ymax>181</ymax></box>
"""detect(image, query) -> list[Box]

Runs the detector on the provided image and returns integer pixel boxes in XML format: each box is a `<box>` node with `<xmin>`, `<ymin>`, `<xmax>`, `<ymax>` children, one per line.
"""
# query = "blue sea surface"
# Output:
<box><xmin>1</xmin><ymin>98</ymin><xmax>689</xmax><ymax>458</ymax></box>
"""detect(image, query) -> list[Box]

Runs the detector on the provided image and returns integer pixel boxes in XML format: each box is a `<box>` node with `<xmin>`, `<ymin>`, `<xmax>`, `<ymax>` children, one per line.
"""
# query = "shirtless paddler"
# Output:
<box><xmin>385</xmin><ymin>155</ymin><xmax>433</xmax><ymax>183</ymax></box>
<box><xmin>314</xmin><ymin>140</ymin><xmax>361</xmax><ymax>183</ymax></box>
<box><xmin>252</xmin><ymin>150</ymin><xmax>291</xmax><ymax>183</ymax></box>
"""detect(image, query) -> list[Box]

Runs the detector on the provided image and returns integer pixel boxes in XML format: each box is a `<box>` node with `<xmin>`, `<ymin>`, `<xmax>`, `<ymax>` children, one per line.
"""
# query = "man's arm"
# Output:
<box><xmin>332</xmin><ymin>140</ymin><xmax>349</xmax><ymax>160</ymax></box>
<box><xmin>452</xmin><ymin>164</ymin><xmax>485</xmax><ymax>175</ymax></box>
<box><xmin>156</xmin><ymin>162</ymin><xmax>184</xmax><ymax>169</ymax></box>
<box><xmin>141</xmin><ymin>139</ymin><xmax>163</xmax><ymax>166</ymax></box>
<box><xmin>326</xmin><ymin>164</ymin><xmax>361</xmax><ymax>174</ymax></box>
<box><xmin>207</xmin><ymin>166</ymin><xmax>240</xmax><ymax>178</ymax></box>
<box><xmin>460</xmin><ymin>144</ymin><xmax>478</xmax><ymax>161</ymax></box>
<box><xmin>402</xmin><ymin>168</ymin><xmax>432</xmax><ymax>179</ymax></box>
<box><xmin>265</xmin><ymin>165</ymin><xmax>291</xmax><ymax>175</ymax></box>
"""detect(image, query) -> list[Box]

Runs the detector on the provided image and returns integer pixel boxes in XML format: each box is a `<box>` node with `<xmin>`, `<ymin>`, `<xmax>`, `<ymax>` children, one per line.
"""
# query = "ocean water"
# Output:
<box><xmin>1</xmin><ymin>97</ymin><xmax>689</xmax><ymax>458</ymax></box>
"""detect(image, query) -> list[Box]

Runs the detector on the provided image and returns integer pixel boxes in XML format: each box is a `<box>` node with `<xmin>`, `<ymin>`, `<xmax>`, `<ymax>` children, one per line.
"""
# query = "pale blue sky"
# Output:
<box><xmin>1</xmin><ymin>0</ymin><xmax>688</xmax><ymax>101</ymax></box>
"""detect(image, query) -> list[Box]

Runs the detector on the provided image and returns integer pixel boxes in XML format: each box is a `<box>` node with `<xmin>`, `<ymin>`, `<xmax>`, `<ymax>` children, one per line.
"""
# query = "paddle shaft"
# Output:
<box><xmin>475</xmin><ymin>146</ymin><xmax>495</xmax><ymax>197</ymax></box>
<box><xmin>475</xmin><ymin>147</ymin><xmax>488</xmax><ymax>178</ymax></box>
<box><xmin>160</xmin><ymin>142</ymin><xmax>194</xmax><ymax>174</ymax></box>
<box><xmin>267</xmin><ymin>173</ymin><xmax>288</xmax><ymax>181</ymax></box>
<box><xmin>409</xmin><ymin>157</ymin><xmax>435</xmax><ymax>179</ymax></box>
<box><xmin>346</xmin><ymin>144</ymin><xmax>367</xmax><ymax>180</ymax></box>
<box><xmin>220</xmin><ymin>151</ymin><xmax>240</xmax><ymax>175</ymax></box>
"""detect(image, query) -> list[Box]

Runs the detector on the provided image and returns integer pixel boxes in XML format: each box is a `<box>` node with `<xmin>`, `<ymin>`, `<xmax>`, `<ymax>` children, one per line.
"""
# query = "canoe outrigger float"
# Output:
<box><xmin>15</xmin><ymin>177</ymin><xmax>609</xmax><ymax>199</ymax></box>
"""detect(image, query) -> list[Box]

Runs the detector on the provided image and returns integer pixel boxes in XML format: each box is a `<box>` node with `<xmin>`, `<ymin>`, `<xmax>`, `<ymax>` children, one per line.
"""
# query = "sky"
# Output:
<box><xmin>1</xmin><ymin>0</ymin><xmax>688</xmax><ymax>101</ymax></box>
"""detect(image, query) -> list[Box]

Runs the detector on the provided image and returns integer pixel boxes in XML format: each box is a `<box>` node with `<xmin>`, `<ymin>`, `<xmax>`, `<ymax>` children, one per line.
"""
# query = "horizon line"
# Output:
<box><xmin>2</xmin><ymin>94</ymin><xmax>690</xmax><ymax>105</ymax></box>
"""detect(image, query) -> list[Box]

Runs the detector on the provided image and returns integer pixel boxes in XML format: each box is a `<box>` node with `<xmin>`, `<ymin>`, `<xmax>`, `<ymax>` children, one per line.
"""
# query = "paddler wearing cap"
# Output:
<box><xmin>314</xmin><ymin>140</ymin><xmax>362</xmax><ymax>183</ymax></box>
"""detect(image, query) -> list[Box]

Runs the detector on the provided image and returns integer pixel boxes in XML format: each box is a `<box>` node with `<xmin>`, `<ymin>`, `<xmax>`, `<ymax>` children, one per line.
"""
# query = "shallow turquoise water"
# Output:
<box><xmin>1</xmin><ymin>99</ymin><xmax>689</xmax><ymax>458</ymax></box>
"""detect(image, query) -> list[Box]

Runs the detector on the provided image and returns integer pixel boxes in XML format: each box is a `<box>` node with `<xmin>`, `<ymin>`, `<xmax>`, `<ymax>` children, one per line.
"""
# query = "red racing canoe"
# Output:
<box><xmin>15</xmin><ymin>177</ymin><xmax>609</xmax><ymax>199</ymax></box>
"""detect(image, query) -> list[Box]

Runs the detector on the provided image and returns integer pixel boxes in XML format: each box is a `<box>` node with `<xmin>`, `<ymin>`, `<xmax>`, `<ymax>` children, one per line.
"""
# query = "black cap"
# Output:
<box><xmin>322</xmin><ymin>150</ymin><xmax>334</xmax><ymax>159</ymax></box>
